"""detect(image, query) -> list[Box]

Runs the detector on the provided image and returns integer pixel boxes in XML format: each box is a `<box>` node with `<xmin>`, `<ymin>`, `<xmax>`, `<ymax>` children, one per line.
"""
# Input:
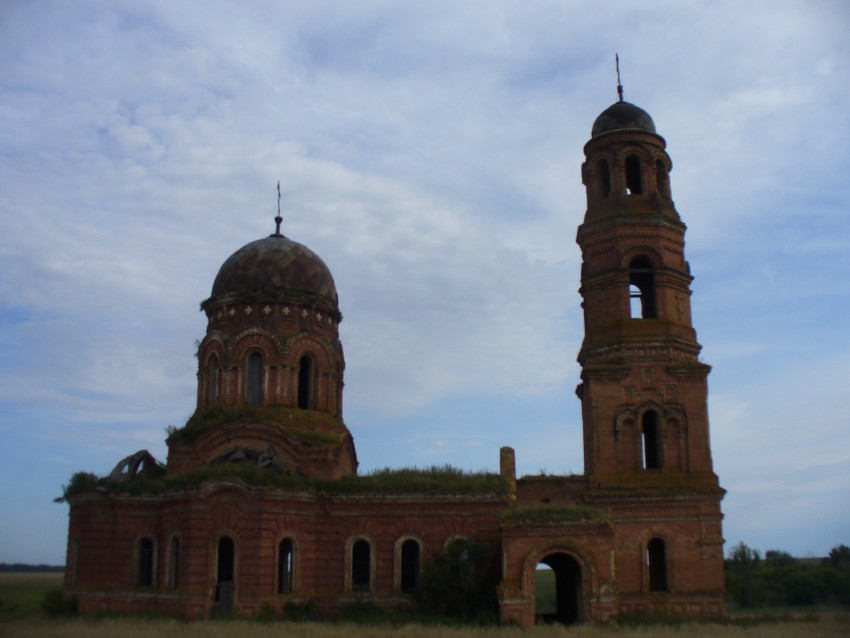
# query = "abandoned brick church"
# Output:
<box><xmin>63</xmin><ymin>95</ymin><xmax>727</xmax><ymax>625</ymax></box>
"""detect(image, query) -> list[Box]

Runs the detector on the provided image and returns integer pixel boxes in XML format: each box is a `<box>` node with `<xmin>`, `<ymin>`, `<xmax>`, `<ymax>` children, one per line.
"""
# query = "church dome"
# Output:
<box><xmin>210</xmin><ymin>234</ymin><xmax>338</xmax><ymax>306</ymax></box>
<box><xmin>591</xmin><ymin>100</ymin><xmax>656</xmax><ymax>138</ymax></box>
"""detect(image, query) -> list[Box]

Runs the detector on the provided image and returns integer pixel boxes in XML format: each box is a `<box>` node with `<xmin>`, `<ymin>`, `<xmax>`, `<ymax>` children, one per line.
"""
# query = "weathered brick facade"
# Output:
<box><xmin>64</xmin><ymin>98</ymin><xmax>726</xmax><ymax>624</ymax></box>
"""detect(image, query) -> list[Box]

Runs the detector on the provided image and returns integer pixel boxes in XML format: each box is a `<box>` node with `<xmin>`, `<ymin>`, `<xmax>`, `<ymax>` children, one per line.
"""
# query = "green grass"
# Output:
<box><xmin>65</xmin><ymin>463</ymin><xmax>506</xmax><ymax>498</ymax></box>
<box><xmin>534</xmin><ymin>568</ymin><xmax>556</xmax><ymax>614</ymax></box>
<box><xmin>0</xmin><ymin>572</ymin><xmax>64</xmax><ymax>617</ymax></box>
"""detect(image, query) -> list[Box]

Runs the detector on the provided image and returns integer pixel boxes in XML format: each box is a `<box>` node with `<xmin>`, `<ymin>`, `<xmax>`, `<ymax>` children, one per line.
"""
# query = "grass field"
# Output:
<box><xmin>0</xmin><ymin>572</ymin><xmax>63</xmax><ymax>616</ymax></box>
<box><xmin>1</xmin><ymin>572</ymin><xmax>847</xmax><ymax>638</ymax></box>
<box><xmin>1</xmin><ymin>616</ymin><xmax>848</xmax><ymax>638</ymax></box>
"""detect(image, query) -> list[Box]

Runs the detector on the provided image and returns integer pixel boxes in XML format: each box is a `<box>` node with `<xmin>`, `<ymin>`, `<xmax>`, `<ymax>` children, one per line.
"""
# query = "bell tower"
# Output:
<box><xmin>576</xmin><ymin>96</ymin><xmax>718</xmax><ymax>488</ymax></box>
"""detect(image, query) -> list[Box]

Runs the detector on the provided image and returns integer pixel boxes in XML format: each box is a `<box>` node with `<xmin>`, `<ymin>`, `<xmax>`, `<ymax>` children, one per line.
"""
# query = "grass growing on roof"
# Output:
<box><xmin>63</xmin><ymin>464</ymin><xmax>506</xmax><ymax>498</ymax></box>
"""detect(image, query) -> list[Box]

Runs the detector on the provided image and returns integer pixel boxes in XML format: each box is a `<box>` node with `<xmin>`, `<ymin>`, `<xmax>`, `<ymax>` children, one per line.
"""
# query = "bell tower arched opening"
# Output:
<box><xmin>535</xmin><ymin>553</ymin><xmax>582</xmax><ymax>625</ymax></box>
<box><xmin>641</xmin><ymin>410</ymin><xmax>661</xmax><ymax>470</ymax></box>
<box><xmin>597</xmin><ymin>159</ymin><xmax>611</xmax><ymax>197</ymax></box>
<box><xmin>625</xmin><ymin>154</ymin><xmax>643</xmax><ymax>194</ymax></box>
<box><xmin>628</xmin><ymin>256</ymin><xmax>656</xmax><ymax>319</ymax></box>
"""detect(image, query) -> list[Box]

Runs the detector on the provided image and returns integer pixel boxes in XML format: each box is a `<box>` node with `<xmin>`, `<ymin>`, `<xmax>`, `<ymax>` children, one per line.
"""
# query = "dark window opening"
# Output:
<box><xmin>169</xmin><ymin>537</ymin><xmax>180</xmax><ymax>589</ymax></box>
<box><xmin>278</xmin><ymin>539</ymin><xmax>294</xmax><ymax>594</ymax></box>
<box><xmin>597</xmin><ymin>159</ymin><xmax>611</xmax><ymax>197</ymax></box>
<box><xmin>297</xmin><ymin>355</ymin><xmax>314</xmax><ymax>409</ymax></box>
<box><xmin>647</xmin><ymin>538</ymin><xmax>668</xmax><ymax>592</ymax></box>
<box><xmin>625</xmin><ymin>155</ymin><xmax>643</xmax><ymax>195</ymax></box>
<box><xmin>656</xmin><ymin>159</ymin><xmax>670</xmax><ymax>198</ymax></box>
<box><xmin>217</xmin><ymin>537</ymin><xmax>235</xmax><ymax>583</ymax></box>
<box><xmin>247</xmin><ymin>352</ymin><xmax>263</xmax><ymax>406</ymax></box>
<box><xmin>401</xmin><ymin>539</ymin><xmax>420</xmax><ymax>594</ymax></box>
<box><xmin>352</xmin><ymin>540</ymin><xmax>371</xmax><ymax>592</ymax></box>
<box><xmin>137</xmin><ymin>538</ymin><xmax>154</xmax><ymax>587</ymax></box>
<box><xmin>207</xmin><ymin>354</ymin><xmax>219</xmax><ymax>406</ymax></box>
<box><xmin>215</xmin><ymin>536</ymin><xmax>235</xmax><ymax>612</ymax></box>
<box><xmin>629</xmin><ymin>256</ymin><xmax>657</xmax><ymax>318</ymax></box>
<box><xmin>642</xmin><ymin>411</ymin><xmax>661</xmax><ymax>470</ymax></box>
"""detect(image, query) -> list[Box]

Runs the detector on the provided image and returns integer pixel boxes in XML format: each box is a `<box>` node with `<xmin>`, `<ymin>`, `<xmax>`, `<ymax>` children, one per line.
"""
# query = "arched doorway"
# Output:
<box><xmin>536</xmin><ymin>552</ymin><xmax>582</xmax><ymax>624</ymax></box>
<box><xmin>215</xmin><ymin>536</ymin><xmax>235</xmax><ymax>613</ymax></box>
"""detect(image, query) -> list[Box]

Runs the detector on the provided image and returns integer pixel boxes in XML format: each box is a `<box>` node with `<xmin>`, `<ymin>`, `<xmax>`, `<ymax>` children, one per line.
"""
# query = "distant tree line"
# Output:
<box><xmin>726</xmin><ymin>542</ymin><xmax>850</xmax><ymax>608</ymax></box>
<box><xmin>0</xmin><ymin>563</ymin><xmax>63</xmax><ymax>573</ymax></box>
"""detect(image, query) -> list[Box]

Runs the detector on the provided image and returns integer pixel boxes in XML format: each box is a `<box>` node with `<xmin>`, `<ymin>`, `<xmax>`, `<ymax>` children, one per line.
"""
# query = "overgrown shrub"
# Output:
<box><xmin>40</xmin><ymin>588</ymin><xmax>77</xmax><ymax>617</ymax></box>
<box><xmin>417</xmin><ymin>538</ymin><xmax>498</xmax><ymax>622</ymax></box>
<box><xmin>61</xmin><ymin>472</ymin><xmax>100</xmax><ymax>499</ymax></box>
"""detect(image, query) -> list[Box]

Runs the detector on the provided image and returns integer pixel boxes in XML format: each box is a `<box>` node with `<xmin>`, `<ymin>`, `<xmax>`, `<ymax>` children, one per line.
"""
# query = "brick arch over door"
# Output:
<box><xmin>521</xmin><ymin>542</ymin><xmax>598</xmax><ymax>625</ymax></box>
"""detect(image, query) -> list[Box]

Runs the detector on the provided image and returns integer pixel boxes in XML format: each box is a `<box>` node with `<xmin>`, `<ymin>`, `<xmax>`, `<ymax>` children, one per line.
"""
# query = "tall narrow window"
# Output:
<box><xmin>642</xmin><ymin>411</ymin><xmax>661</xmax><ymax>470</ymax></box>
<box><xmin>247</xmin><ymin>352</ymin><xmax>263</xmax><ymax>406</ymax></box>
<box><xmin>625</xmin><ymin>155</ymin><xmax>643</xmax><ymax>194</ymax></box>
<box><xmin>215</xmin><ymin>536</ymin><xmax>236</xmax><ymax>612</ymax></box>
<box><xmin>297</xmin><ymin>355</ymin><xmax>314</xmax><ymax>410</ymax></box>
<box><xmin>138</xmin><ymin>538</ymin><xmax>154</xmax><ymax>587</ymax></box>
<box><xmin>352</xmin><ymin>540</ymin><xmax>371</xmax><ymax>592</ymax></box>
<box><xmin>656</xmin><ymin>159</ymin><xmax>670</xmax><ymax>198</ymax></box>
<box><xmin>169</xmin><ymin>536</ymin><xmax>180</xmax><ymax>589</ymax></box>
<box><xmin>278</xmin><ymin>539</ymin><xmax>294</xmax><ymax>594</ymax></box>
<box><xmin>597</xmin><ymin>159</ymin><xmax>611</xmax><ymax>197</ymax></box>
<box><xmin>400</xmin><ymin>539</ymin><xmax>420</xmax><ymax>594</ymax></box>
<box><xmin>647</xmin><ymin>538</ymin><xmax>668</xmax><ymax>591</ymax></box>
<box><xmin>629</xmin><ymin>256</ymin><xmax>657</xmax><ymax>318</ymax></box>
<box><xmin>207</xmin><ymin>354</ymin><xmax>219</xmax><ymax>406</ymax></box>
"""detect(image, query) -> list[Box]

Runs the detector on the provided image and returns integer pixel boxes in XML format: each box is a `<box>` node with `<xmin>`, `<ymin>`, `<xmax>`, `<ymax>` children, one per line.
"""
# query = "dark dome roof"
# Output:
<box><xmin>591</xmin><ymin>101</ymin><xmax>656</xmax><ymax>138</ymax></box>
<box><xmin>210</xmin><ymin>235</ymin><xmax>337</xmax><ymax>305</ymax></box>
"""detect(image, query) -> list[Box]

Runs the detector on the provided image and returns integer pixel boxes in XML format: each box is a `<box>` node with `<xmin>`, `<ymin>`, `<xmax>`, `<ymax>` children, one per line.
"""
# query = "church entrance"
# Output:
<box><xmin>214</xmin><ymin>536</ymin><xmax>235</xmax><ymax>613</ymax></box>
<box><xmin>535</xmin><ymin>553</ymin><xmax>582</xmax><ymax>624</ymax></box>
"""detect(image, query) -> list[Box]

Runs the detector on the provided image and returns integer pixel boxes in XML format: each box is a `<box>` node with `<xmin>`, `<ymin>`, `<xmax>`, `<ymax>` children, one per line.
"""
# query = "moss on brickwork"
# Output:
<box><xmin>500</xmin><ymin>504</ymin><xmax>609</xmax><ymax>525</ymax></box>
<box><xmin>166</xmin><ymin>406</ymin><xmax>343</xmax><ymax>445</ymax></box>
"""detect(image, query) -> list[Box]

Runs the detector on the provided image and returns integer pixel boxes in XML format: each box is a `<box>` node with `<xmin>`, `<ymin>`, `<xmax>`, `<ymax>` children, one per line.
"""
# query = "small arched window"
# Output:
<box><xmin>278</xmin><ymin>538</ymin><xmax>294</xmax><ymax>594</ymax></box>
<box><xmin>297</xmin><ymin>355</ymin><xmax>314</xmax><ymax>410</ymax></box>
<box><xmin>641</xmin><ymin>411</ymin><xmax>661</xmax><ymax>470</ymax></box>
<box><xmin>656</xmin><ymin>159</ymin><xmax>671</xmax><ymax>198</ymax></box>
<box><xmin>625</xmin><ymin>154</ymin><xmax>643</xmax><ymax>195</ymax></box>
<box><xmin>138</xmin><ymin>538</ymin><xmax>154</xmax><ymax>587</ymax></box>
<box><xmin>351</xmin><ymin>539</ymin><xmax>371</xmax><ymax>592</ymax></box>
<box><xmin>597</xmin><ymin>159</ymin><xmax>611</xmax><ymax>197</ymax></box>
<box><xmin>629</xmin><ymin>256</ymin><xmax>657</xmax><ymax>319</ymax></box>
<box><xmin>169</xmin><ymin>536</ymin><xmax>180</xmax><ymax>589</ymax></box>
<box><xmin>247</xmin><ymin>352</ymin><xmax>264</xmax><ymax>406</ymax></box>
<box><xmin>400</xmin><ymin>539</ymin><xmax>420</xmax><ymax>594</ymax></box>
<box><xmin>207</xmin><ymin>354</ymin><xmax>219</xmax><ymax>406</ymax></box>
<box><xmin>647</xmin><ymin>537</ymin><xmax>668</xmax><ymax>591</ymax></box>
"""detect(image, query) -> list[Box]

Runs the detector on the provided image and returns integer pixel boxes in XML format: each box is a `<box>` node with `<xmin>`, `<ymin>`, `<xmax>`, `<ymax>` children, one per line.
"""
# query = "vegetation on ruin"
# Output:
<box><xmin>725</xmin><ymin>542</ymin><xmax>850</xmax><ymax>608</ymax></box>
<box><xmin>416</xmin><ymin>539</ymin><xmax>500</xmax><ymax>622</ymax></box>
<box><xmin>60</xmin><ymin>464</ymin><xmax>506</xmax><ymax>500</ymax></box>
<box><xmin>499</xmin><ymin>504</ymin><xmax>609</xmax><ymax>525</ymax></box>
<box><xmin>333</xmin><ymin>466</ymin><xmax>506</xmax><ymax>496</ymax></box>
<box><xmin>166</xmin><ymin>406</ymin><xmax>344</xmax><ymax>446</ymax></box>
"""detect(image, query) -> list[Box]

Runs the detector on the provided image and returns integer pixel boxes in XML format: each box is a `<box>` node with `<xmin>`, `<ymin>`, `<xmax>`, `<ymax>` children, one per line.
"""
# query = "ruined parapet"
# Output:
<box><xmin>500</xmin><ymin>446</ymin><xmax>516</xmax><ymax>503</ymax></box>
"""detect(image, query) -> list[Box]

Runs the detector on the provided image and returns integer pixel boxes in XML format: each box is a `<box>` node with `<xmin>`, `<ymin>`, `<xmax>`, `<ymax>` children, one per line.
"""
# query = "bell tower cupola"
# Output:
<box><xmin>576</xmin><ymin>92</ymin><xmax>717</xmax><ymax>488</ymax></box>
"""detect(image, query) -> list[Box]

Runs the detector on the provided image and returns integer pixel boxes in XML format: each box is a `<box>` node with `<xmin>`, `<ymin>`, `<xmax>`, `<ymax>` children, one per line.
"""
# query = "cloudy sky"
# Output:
<box><xmin>1</xmin><ymin>0</ymin><xmax>848</xmax><ymax>565</ymax></box>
